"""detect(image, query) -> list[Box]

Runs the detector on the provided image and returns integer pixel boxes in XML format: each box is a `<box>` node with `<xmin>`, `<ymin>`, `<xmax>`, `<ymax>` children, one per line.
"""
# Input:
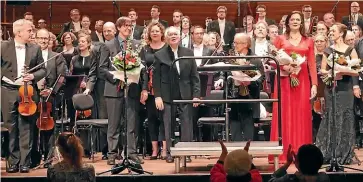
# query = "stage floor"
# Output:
<box><xmin>2</xmin><ymin>149</ymin><xmax>363</xmax><ymax>177</ymax></box>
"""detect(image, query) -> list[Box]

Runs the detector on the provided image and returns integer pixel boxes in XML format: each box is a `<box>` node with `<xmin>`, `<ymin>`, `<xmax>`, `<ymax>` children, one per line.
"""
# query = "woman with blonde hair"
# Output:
<box><xmin>47</xmin><ymin>132</ymin><xmax>95</xmax><ymax>182</ymax></box>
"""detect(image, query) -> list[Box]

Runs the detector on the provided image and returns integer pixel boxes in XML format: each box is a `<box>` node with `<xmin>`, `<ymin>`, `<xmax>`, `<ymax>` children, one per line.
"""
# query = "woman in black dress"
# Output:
<box><xmin>316</xmin><ymin>23</ymin><xmax>360</xmax><ymax>164</ymax></box>
<box><xmin>56</xmin><ymin>32</ymin><xmax>78</xmax><ymax>69</ymax></box>
<box><xmin>140</xmin><ymin>22</ymin><xmax>168</xmax><ymax>159</ymax></box>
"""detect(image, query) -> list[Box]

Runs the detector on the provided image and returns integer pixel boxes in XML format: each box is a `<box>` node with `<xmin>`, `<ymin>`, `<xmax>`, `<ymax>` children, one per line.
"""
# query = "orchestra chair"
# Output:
<box><xmin>72</xmin><ymin>94</ymin><xmax>108</xmax><ymax>162</ymax></box>
<box><xmin>197</xmin><ymin>90</ymin><xmax>225</xmax><ymax>142</ymax></box>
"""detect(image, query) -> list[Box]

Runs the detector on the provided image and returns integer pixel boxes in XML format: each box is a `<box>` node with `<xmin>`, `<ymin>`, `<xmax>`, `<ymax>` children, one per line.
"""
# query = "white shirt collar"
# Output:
<box><xmin>218</xmin><ymin>19</ymin><xmax>225</xmax><ymax>23</ymax></box>
<box><xmin>193</xmin><ymin>43</ymin><xmax>203</xmax><ymax>49</ymax></box>
<box><xmin>14</xmin><ymin>40</ymin><xmax>26</xmax><ymax>47</ymax></box>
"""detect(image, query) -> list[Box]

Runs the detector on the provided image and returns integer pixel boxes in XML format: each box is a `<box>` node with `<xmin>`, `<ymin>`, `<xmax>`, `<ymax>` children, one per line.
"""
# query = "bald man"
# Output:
<box><xmin>342</xmin><ymin>2</ymin><xmax>363</xmax><ymax>30</ymax></box>
<box><xmin>103</xmin><ymin>22</ymin><xmax>117</xmax><ymax>42</ymax></box>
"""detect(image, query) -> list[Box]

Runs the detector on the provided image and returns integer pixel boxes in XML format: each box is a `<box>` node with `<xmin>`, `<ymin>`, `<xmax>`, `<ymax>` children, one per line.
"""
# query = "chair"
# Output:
<box><xmin>72</xmin><ymin>94</ymin><xmax>108</xmax><ymax>162</ymax></box>
<box><xmin>197</xmin><ymin>90</ymin><xmax>225</xmax><ymax>141</ymax></box>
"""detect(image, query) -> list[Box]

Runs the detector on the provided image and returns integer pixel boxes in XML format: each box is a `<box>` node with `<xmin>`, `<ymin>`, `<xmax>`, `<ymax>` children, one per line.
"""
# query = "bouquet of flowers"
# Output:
<box><xmin>272</xmin><ymin>48</ymin><xmax>306</xmax><ymax>88</ymax></box>
<box><xmin>322</xmin><ymin>54</ymin><xmax>362</xmax><ymax>86</ymax></box>
<box><xmin>110</xmin><ymin>39</ymin><xmax>145</xmax><ymax>90</ymax></box>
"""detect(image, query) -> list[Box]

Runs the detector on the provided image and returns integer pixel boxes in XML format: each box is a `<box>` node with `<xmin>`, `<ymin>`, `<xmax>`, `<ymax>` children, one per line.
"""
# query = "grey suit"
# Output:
<box><xmin>132</xmin><ymin>25</ymin><xmax>144</xmax><ymax>40</ymax></box>
<box><xmin>1</xmin><ymin>40</ymin><xmax>46</xmax><ymax>167</ymax></box>
<box><xmin>102</xmin><ymin>38</ymin><xmax>141</xmax><ymax>154</ymax></box>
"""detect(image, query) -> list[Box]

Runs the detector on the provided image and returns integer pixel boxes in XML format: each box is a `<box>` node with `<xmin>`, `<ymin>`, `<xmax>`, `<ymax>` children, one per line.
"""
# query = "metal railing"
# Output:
<box><xmin>168</xmin><ymin>55</ymin><xmax>282</xmax><ymax>145</ymax></box>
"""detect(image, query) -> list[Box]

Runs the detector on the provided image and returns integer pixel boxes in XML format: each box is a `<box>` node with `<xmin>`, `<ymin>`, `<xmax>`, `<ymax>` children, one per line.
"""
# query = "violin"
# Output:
<box><xmin>18</xmin><ymin>66</ymin><xmax>37</xmax><ymax>116</ymax></box>
<box><xmin>36</xmin><ymin>84</ymin><xmax>55</xmax><ymax>130</ymax></box>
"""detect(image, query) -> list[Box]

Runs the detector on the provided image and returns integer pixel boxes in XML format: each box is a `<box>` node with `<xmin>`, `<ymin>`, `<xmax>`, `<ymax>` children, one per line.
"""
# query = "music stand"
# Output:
<box><xmin>199</xmin><ymin>72</ymin><xmax>214</xmax><ymax>98</ymax></box>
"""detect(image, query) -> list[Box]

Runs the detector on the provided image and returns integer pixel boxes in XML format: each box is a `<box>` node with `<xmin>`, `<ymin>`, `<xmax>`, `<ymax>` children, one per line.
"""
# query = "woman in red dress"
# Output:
<box><xmin>269</xmin><ymin>11</ymin><xmax>318</xmax><ymax>163</ymax></box>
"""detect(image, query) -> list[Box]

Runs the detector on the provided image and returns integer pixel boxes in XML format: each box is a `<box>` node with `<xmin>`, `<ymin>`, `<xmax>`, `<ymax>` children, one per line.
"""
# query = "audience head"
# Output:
<box><xmin>81</xmin><ymin>15</ymin><xmax>91</xmax><ymax>30</ymax></box>
<box><xmin>268</xmin><ymin>25</ymin><xmax>279</xmax><ymax>42</ymax></box>
<box><xmin>314</xmin><ymin>34</ymin><xmax>328</xmax><ymax>53</ymax></box>
<box><xmin>151</xmin><ymin>5</ymin><xmax>161</xmax><ymax>19</ymax></box>
<box><xmin>147</xmin><ymin>22</ymin><xmax>165</xmax><ymax>43</ymax></box>
<box><xmin>35</xmin><ymin>28</ymin><xmax>50</xmax><ymax>50</ymax></box>
<box><xmin>95</xmin><ymin>20</ymin><xmax>104</xmax><ymax>33</ymax></box>
<box><xmin>128</xmin><ymin>8</ymin><xmax>138</xmax><ymax>22</ymax></box>
<box><xmin>295</xmin><ymin>144</ymin><xmax>323</xmax><ymax>175</ymax></box>
<box><xmin>70</xmin><ymin>9</ymin><xmax>81</xmax><ymax>22</ymax></box>
<box><xmin>115</xmin><ymin>17</ymin><xmax>132</xmax><ymax>39</ymax></box>
<box><xmin>77</xmin><ymin>30</ymin><xmax>92</xmax><ymax>51</ymax></box>
<box><xmin>57</xmin><ymin>132</ymin><xmax>84</xmax><ymax>168</ymax></box>
<box><xmin>38</xmin><ymin>19</ymin><xmax>47</xmax><ymax>29</ymax></box>
<box><xmin>352</xmin><ymin>25</ymin><xmax>362</xmax><ymax>39</ymax></box>
<box><xmin>234</xmin><ymin>33</ymin><xmax>251</xmax><ymax>53</ymax></box>
<box><xmin>165</xmin><ymin>26</ymin><xmax>180</xmax><ymax>48</ymax></box>
<box><xmin>345</xmin><ymin>30</ymin><xmax>356</xmax><ymax>46</ymax></box>
<box><xmin>254</xmin><ymin>21</ymin><xmax>268</xmax><ymax>39</ymax></box>
<box><xmin>243</xmin><ymin>15</ymin><xmax>254</xmax><ymax>27</ymax></box>
<box><xmin>192</xmin><ymin>25</ymin><xmax>204</xmax><ymax>45</ymax></box>
<box><xmin>323</xmin><ymin>13</ymin><xmax>335</xmax><ymax>28</ymax></box>
<box><xmin>173</xmin><ymin>9</ymin><xmax>183</xmax><ymax>25</ymax></box>
<box><xmin>61</xmin><ymin>32</ymin><xmax>76</xmax><ymax>46</ymax></box>
<box><xmin>224</xmin><ymin>149</ymin><xmax>252</xmax><ymax>176</ymax></box>
<box><xmin>205</xmin><ymin>17</ymin><xmax>213</xmax><ymax>28</ymax></box>
<box><xmin>280</xmin><ymin>15</ymin><xmax>288</xmax><ymax>27</ymax></box>
<box><xmin>48</xmin><ymin>32</ymin><xmax>57</xmax><ymax>50</ymax></box>
<box><xmin>217</xmin><ymin>6</ymin><xmax>227</xmax><ymax>20</ymax></box>
<box><xmin>181</xmin><ymin>16</ymin><xmax>191</xmax><ymax>30</ymax></box>
<box><xmin>316</xmin><ymin>21</ymin><xmax>328</xmax><ymax>36</ymax></box>
<box><xmin>207</xmin><ymin>32</ymin><xmax>221</xmax><ymax>50</ymax></box>
<box><xmin>285</xmin><ymin>11</ymin><xmax>306</xmax><ymax>37</ymax></box>
<box><xmin>329</xmin><ymin>23</ymin><xmax>347</xmax><ymax>43</ymax></box>
<box><xmin>351</xmin><ymin>2</ymin><xmax>360</xmax><ymax>14</ymax></box>
<box><xmin>24</xmin><ymin>12</ymin><xmax>34</xmax><ymax>23</ymax></box>
<box><xmin>103</xmin><ymin>22</ymin><xmax>116</xmax><ymax>41</ymax></box>
<box><xmin>302</xmin><ymin>5</ymin><xmax>312</xmax><ymax>19</ymax></box>
<box><xmin>256</xmin><ymin>5</ymin><xmax>267</xmax><ymax>18</ymax></box>
<box><xmin>13</xmin><ymin>19</ymin><xmax>34</xmax><ymax>44</ymax></box>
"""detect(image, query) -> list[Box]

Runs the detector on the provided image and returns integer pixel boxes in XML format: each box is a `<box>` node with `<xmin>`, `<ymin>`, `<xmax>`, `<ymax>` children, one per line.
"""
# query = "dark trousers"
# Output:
<box><xmin>147</xmin><ymin>95</ymin><xmax>165</xmax><ymax>141</ymax></box>
<box><xmin>230</xmin><ymin>103</ymin><xmax>255</xmax><ymax>141</ymax></box>
<box><xmin>106</xmin><ymin>96</ymin><xmax>139</xmax><ymax>154</ymax></box>
<box><xmin>2</xmin><ymin>87</ymin><xmax>36</xmax><ymax>167</ymax></box>
<box><xmin>162</xmin><ymin>103</ymin><xmax>193</xmax><ymax>151</ymax></box>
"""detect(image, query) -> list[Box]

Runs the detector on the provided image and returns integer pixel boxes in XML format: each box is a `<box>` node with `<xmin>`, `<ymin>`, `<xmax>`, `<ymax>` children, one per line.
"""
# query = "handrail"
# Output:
<box><xmin>169</xmin><ymin>55</ymin><xmax>282</xmax><ymax>146</ymax></box>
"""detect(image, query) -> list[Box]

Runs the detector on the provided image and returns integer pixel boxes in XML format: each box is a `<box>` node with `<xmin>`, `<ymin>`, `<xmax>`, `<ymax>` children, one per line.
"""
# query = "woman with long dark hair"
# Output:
<box><xmin>269</xmin><ymin>11</ymin><xmax>317</xmax><ymax>163</ymax></box>
<box><xmin>47</xmin><ymin>132</ymin><xmax>95</xmax><ymax>182</ymax></box>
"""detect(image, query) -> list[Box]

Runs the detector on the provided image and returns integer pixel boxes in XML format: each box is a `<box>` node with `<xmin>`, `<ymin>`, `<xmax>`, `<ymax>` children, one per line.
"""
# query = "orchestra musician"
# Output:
<box><xmin>342</xmin><ymin>2</ymin><xmax>363</xmax><ymax>30</ymax></box>
<box><xmin>1</xmin><ymin>19</ymin><xmax>46</xmax><ymax>173</ymax></box>
<box><xmin>153</xmin><ymin>26</ymin><xmax>201</xmax><ymax>163</ymax></box>
<box><xmin>34</xmin><ymin>28</ymin><xmax>67</xmax><ymax>168</ymax></box>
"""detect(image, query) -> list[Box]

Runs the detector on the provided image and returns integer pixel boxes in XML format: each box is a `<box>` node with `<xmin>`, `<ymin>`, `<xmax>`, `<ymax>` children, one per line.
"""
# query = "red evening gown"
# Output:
<box><xmin>268</xmin><ymin>35</ymin><xmax>317</xmax><ymax>163</ymax></box>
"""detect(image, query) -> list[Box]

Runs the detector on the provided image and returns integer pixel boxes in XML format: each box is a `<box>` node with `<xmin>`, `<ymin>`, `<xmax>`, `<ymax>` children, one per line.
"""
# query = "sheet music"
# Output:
<box><xmin>2</xmin><ymin>76</ymin><xmax>24</xmax><ymax>86</ymax></box>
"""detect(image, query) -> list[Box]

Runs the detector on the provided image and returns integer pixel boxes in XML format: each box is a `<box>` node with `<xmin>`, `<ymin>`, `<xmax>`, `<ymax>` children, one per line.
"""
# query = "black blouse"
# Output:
<box><xmin>70</xmin><ymin>54</ymin><xmax>98</xmax><ymax>91</ymax></box>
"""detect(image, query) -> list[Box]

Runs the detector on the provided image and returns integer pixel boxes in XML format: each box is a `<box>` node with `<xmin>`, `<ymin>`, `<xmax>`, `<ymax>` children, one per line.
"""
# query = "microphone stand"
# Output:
<box><xmin>112</xmin><ymin>1</ymin><xmax>121</xmax><ymax>17</ymax></box>
<box><xmin>97</xmin><ymin>50</ymin><xmax>152</xmax><ymax>175</ymax></box>
<box><xmin>49</xmin><ymin>0</ymin><xmax>52</xmax><ymax>32</ymax></box>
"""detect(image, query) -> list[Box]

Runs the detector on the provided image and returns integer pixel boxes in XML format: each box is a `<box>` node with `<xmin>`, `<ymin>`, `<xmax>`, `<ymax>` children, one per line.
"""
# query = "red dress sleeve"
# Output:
<box><xmin>250</xmin><ymin>169</ymin><xmax>263</xmax><ymax>182</ymax></box>
<box><xmin>306</xmin><ymin>37</ymin><xmax>318</xmax><ymax>86</ymax></box>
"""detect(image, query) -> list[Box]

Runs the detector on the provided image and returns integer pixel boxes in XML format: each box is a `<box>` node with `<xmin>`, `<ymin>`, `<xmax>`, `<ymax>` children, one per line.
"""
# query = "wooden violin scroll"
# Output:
<box><xmin>18</xmin><ymin>66</ymin><xmax>37</xmax><ymax>116</ymax></box>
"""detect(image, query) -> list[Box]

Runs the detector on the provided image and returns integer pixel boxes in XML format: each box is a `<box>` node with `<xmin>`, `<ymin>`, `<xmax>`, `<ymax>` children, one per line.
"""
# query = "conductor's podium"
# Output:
<box><xmin>170</xmin><ymin>141</ymin><xmax>283</xmax><ymax>173</ymax></box>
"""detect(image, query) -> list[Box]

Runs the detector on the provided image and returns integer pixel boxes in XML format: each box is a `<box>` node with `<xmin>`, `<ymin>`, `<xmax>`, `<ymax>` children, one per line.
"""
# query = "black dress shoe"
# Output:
<box><xmin>186</xmin><ymin>156</ymin><xmax>192</xmax><ymax>163</ymax></box>
<box><xmin>166</xmin><ymin>155</ymin><xmax>174</xmax><ymax>163</ymax></box>
<box><xmin>7</xmin><ymin>165</ymin><xmax>19</xmax><ymax>173</ymax></box>
<box><xmin>20</xmin><ymin>166</ymin><xmax>30</xmax><ymax>173</ymax></box>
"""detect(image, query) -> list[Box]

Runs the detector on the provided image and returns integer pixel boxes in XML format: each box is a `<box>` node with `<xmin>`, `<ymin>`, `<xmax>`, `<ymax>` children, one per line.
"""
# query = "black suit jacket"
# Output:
<box><xmin>133</xmin><ymin>25</ymin><xmax>144</xmax><ymax>40</ymax></box>
<box><xmin>207</xmin><ymin>20</ymin><xmax>236</xmax><ymax>50</ymax></box>
<box><xmin>102</xmin><ymin>38</ymin><xmax>141</xmax><ymax>98</ymax></box>
<box><xmin>145</xmin><ymin>19</ymin><xmax>168</xmax><ymax>28</ymax></box>
<box><xmin>90</xmin><ymin>31</ymin><xmax>105</xmax><ymax>43</ymax></box>
<box><xmin>57</xmin><ymin>21</ymin><xmax>82</xmax><ymax>42</ymax></box>
<box><xmin>70</xmin><ymin>53</ymin><xmax>98</xmax><ymax>92</ymax></box>
<box><xmin>153</xmin><ymin>45</ymin><xmax>200</xmax><ymax>103</ymax></box>
<box><xmin>1</xmin><ymin>40</ymin><xmax>46</xmax><ymax>85</ymax></box>
<box><xmin>44</xmin><ymin>51</ymin><xmax>67</xmax><ymax>87</ymax></box>
<box><xmin>342</xmin><ymin>15</ymin><xmax>363</xmax><ymax>30</ymax></box>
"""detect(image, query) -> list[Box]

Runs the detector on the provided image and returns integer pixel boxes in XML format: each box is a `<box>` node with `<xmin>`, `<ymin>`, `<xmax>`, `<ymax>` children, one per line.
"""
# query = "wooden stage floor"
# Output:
<box><xmin>1</xmin><ymin>149</ymin><xmax>363</xmax><ymax>177</ymax></box>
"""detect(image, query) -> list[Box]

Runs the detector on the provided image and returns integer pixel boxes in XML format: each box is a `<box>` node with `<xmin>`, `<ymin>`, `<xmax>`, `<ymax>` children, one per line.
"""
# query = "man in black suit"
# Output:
<box><xmin>145</xmin><ymin>5</ymin><xmax>168</xmax><ymax>28</ymax></box>
<box><xmin>256</xmin><ymin>5</ymin><xmax>276</xmax><ymax>26</ymax></box>
<box><xmin>1</xmin><ymin>19</ymin><xmax>46</xmax><ymax>173</ymax></box>
<box><xmin>342</xmin><ymin>2</ymin><xmax>363</xmax><ymax>30</ymax></box>
<box><xmin>207</xmin><ymin>6</ymin><xmax>236</xmax><ymax>51</ymax></box>
<box><xmin>57</xmin><ymin>9</ymin><xmax>81</xmax><ymax>42</ymax></box>
<box><xmin>214</xmin><ymin>33</ymin><xmax>265</xmax><ymax>141</ymax></box>
<box><xmin>128</xmin><ymin>9</ymin><xmax>144</xmax><ymax>40</ymax></box>
<box><xmin>153</xmin><ymin>26</ymin><xmax>201</xmax><ymax>163</ymax></box>
<box><xmin>90</xmin><ymin>20</ymin><xmax>105</xmax><ymax>43</ymax></box>
<box><xmin>102</xmin><ymin>17</ymin><xmax>142</xmax><ymax>165</ymax></box>
<box><xmin>34</xmin><ymin>28</ymin><xmax>66</xmax><ymax>168</ymax></box>
<box><xmin>191</xmin><ymin>26</ymin><xmax>214</xmax><ymax>66</ymax></box>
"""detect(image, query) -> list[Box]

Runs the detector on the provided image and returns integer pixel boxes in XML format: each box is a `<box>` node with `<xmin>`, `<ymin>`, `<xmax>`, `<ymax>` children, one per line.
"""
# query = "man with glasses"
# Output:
<box><xmin>38</xmin><ymin>19</ymin><xmax>47</xmax><ymax>29</ymax></box>
<box><xmin>342</xmin><ymin>2</ymin><xmax>363</xmax><ymax>30</ymax></box>
<box><xmin>207</xmin><ymin>6</ymin><xmax>236</xmax><ymax>51</ymax></box>
<box><xmin>102</xmin><ymin>17</ymin><xmax>143</xmax><ymax>165</ymax></box>
<box><xmin>1</xmin><ymin>19</ymin><xmax>46</xmax><ymax>173</ymax></box>
<box><xmin>302</xmin><ymin>5</ymin><xmax>315</xmax><ymax>35</ymax></box>
<box><xmin>34</xmin><ymin>28</ymin><xmax>66</xmax><ymax>168</ymax></box>
<box><xmin>255</xmin><ymin>5</ymin><xmax>275</xmax><ymax>26</ymax></box>
<box><xmin>57</xmin><ymin>9</ymin><xmax>81</xmax><ymax>42</ymax></box>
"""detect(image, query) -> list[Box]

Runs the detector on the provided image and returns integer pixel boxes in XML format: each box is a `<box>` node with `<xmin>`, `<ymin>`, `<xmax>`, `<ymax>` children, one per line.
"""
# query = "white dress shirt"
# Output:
<box><xmin>172</xmin><ymin>47</ymin><xmax>180</xmax><ymax>74</ymax></box>
<box><xmin>181</xmin><ymin>33</ymin><xmax>189</xmax><ymax>48</ymax></box>
<box><xmin>304</xmin><ymin>18</ymin><xmax>311</xmax><ymax>33</ymax></box>
<box><xmin>15</xmin><ymin>41</ymin><xmax>26</xmax><ymax>78</ymax></box>
<box><xmin>193</xmin><ymin>44</ymin><xmax>204</xmax><ymax>66</ymax></box>
<box><xmin>218</xmin><ymin>19</ymin><xmax>226</xmax><ymax>42</ymax></box>
<box><xmin>72</xmin><ymin>21</ymin><xmax>81</xmax><ymax>32</ymax></box>
<box><xmin>254</xmin><ymin>39</ymin><xmax>268</xmax><ymax>56</ymax></box>
<box><xmin>42</xmin><ymin>49</ymin><xmax>48</xmax><ymax>67</ymax></box>
<box><xmin>96</xmin><ymin>31</ymin><xmax>104</xmax><ymax>43</ymax></box>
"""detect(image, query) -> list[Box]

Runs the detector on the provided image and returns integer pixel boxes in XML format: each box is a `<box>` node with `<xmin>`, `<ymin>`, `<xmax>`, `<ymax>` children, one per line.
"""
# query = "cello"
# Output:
<box><xmin>36</xmin><ymin>80</ymin><xmax>55</xmax><ymax>130</ymax></box>
<box><xmin>18</xmin><ymin>66</ymin><xmax>37</xmax><ymax>116</ymax></box>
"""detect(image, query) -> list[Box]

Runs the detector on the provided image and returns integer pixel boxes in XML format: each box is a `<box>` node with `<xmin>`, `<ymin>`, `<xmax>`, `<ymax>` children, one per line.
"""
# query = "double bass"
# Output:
<box><xmin>18</xmin><ymin>66</ymin><xmax>37</xmax><ymax>116</ymax></box>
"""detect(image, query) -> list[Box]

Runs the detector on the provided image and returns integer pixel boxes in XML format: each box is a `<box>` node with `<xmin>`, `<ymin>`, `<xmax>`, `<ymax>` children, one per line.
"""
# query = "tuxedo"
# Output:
<box><xmin>132</xmin><ymin>24</ymin><xmax>144</xmax><ymax>40</ymax></box>
<box><xmin>207</xmin><ymin>20</ymin><xmax>236</xmax><ymax>51</ymax></box>
<box><xmin>102</xmin><ymin>37</ymin><xmax>141</xmax><ymax>155</ymax></box>
<box><xmin>1</xmin><ymin>40</ymin><xmax>46</xmax><ymax>168</ymax></box>
<box><xmin>153</xmin><ymin>45</ymin><xmax>200</xmax><ymax>150</ymax></box>
<box><xmin>342</xmin><ymin>14</ymin><xmax>363</xmax><ymax>30</ymax></box>
<box><xmin>90</xmin><ymin>31</ymin><xmax>105</xmax><ymax>43</ymax></box>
